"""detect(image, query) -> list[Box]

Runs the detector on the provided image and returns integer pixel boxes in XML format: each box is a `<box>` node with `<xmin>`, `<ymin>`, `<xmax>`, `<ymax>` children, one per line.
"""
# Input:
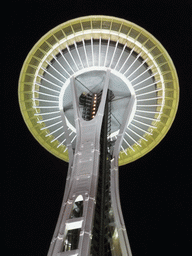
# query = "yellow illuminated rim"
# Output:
<box><xmin>18</xmin><ymin>15</ymin><xmax>179</xmax><ymax>166</ymax></box>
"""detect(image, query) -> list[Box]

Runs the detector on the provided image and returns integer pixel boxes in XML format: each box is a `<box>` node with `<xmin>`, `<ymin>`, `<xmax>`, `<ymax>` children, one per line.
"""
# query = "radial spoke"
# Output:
<box><xmin>33</xmin><ymin>106</ymin><xmax>59</xmax><ymax>109</ymax></box>
<box><xmin>104</xmin><ymin>38</ymin><xmax>110</xmax><ymax>67</ymax></box>
<box><xmin>91</xmin><ymin>37</ymin><xmax>94</xmax><ymax>66</ymax></box>
<box><xmin>74</xmin><ymin>41</ymin><xmax>84</xmax><ymax>68</ymax></box>
<box><xmin>40</xmin><ymin>120</ymin><xmax>62</xmax><ymax>130</ymax></box>
<box><xmin>71</xmin><ymin>134</ymin><xmax>77</xmax><ymax>144</ymax></box>
<box><xmin>135</xmin><ymin>114</ymin><xmax>160</xmax><ymax>122</ymax></box>
<box><xmin>114</xmin><ymin>43</ymin><xmax>127</xmax><ymax>70</ymax></box>
<box><xmin>109</xmin><ymin>40</ymin><xmax>119</xmax><ymax>68</ymax></box>
<box><xmin>120</xmin><ymin>145</ymin><xmax>128</xmax><ymax>155</ymax></box>
<box><xmin>136</xmin><ymin>88</ymin><xmax>162</xmax><ymax>97</ymax></box>
<box><xmin>132</xmin><ymin>72</ymin><xmax>158</xmax><ymax>87</ymax></box>
<box><xmin>123</xmin><ymin>52</ymin><xmax>142</xmax><ymax>76</ymax></box>
<box><xmin>130</xmin><ymin>123</ymin><xmax>152</xmax><ymax>136</ymax></box>
<box><xmin>33</xmin><ymin>90</ymin><xmax>59</xmax><ymax>98</ymax></box>
<box><xmin>57</xmin><ymin>138</ymin><xmax>66</xmax><ymax>148</ymax></box>
<box><xmin>123</xmin><ymin>138</ymin><xmax>135</xmax><ymax>151</ymax></box>
<box><xmin>119</xmin><ymin>47</ymin><xmax>135</xmax><ymax>73</ymax></box>
<box><xmin>127</xmin><ymin>126</ymin><xmax>148</xmax><ymax>141</ymax></box>
<box><xmin>137</xmin><ymin>96</ymin><xmax>163</xmax><ymax>102</ymax></box>
<box><xmin>51</xmin><ymin>131</ymin><xmax>65</xmax><ymax>143</ymax></box>
<box><xmin>99</xmin><ymin>37</ymin><xmax>101</xmax><ymax>66</ymax></box>
<box><xmin>136</xmin><ymin>109</ymin><xmax>162</xmax><ymax>114</ymax></box>
<box><xmin>82</xmin><ymin>39</ymin><xmax>89</xmax><ymax>67</ymax></box>
<box><xmin>129</xmin><ymin>65</ymin><xmax>153</xmax><ymax>83</ymax></box>
<box><xmin>34</xmin><ymin>110</ymin><xmax>60</xmax><ymax>116</ymax></box>
<box><xmin>32</xmin><ymin>98</ymin><xmax>58</xmax><ymax>103</ymax></box>
<box><xmin>38</xmin><ymin>75</ymin><xmax>62</xmax><ymax>89</ymax></box>
<box><xmin>52</xmin><ymin>53</ymin><xmax>71</xmax><ymax>76</ymax></box>
<box><xmin>45</xmin><ymin>125</ymin><xmax>64</xmax><ymax>137</ymax></box>
<box><xmin>41</xmin><ymin>67</ymin><xmax>66</xmax><ymax>83</ymax></box>
<box><xmin>137</xmin><ymin>104</ymin><xmax>162</xmax><ymax>107</ymax></box>
<box><xmin>46</xmin><ymin>60</ymin><xmax>69</xmax><ymax>79</ymax></box>
<box><xmin>35</xmin><ymin>82</ymin><xmax>60</xmax><ymax>94</ymax></box>
<box><xmin>37</xmin><ymin>115</ymin><xmax>60</xmax><ymax>123</ymax></box>
<box><xmin>59</xmin><ymin>49</ymin><xmax>75</xmax><ymax>74</ymax></box>
<box><xmin>132</xmin><ymin>118</ymin><xmax>157</xmax><ymax>129</ymax></box>
<box><xmin>66</xmin><ymin>45</ymin><xmax>79</xmax><ymax>71</ymax></box>
<box><xmin>125</xmin><ymin>131</ymin><xmax>141</xmax><ymax>147</ymax></box>
<box><xmin>135</xmin><ymin>80</ymin><xmax>160</xmax><ymax>92</ymax></box>
<box><xmin>127</xmin><ymin>58</ymin><xmax>148</xmax><ymax>79</ymax></box>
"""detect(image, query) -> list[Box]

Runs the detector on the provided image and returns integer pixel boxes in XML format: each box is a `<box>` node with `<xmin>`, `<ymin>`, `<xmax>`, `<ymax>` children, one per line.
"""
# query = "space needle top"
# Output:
<box><xmin>18</xmin><ymin>15</ymin><xmax>179</xmax><ymax>166</ymax></box>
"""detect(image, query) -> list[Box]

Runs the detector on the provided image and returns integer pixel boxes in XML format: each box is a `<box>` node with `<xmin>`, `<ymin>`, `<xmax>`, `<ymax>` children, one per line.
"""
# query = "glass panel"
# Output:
<box><xmin>92</xmin><ymin>20</ymin><xmax>101</xmax><ymax>29</ymax></box>
<box><xmin>46</xmin><ymin>35</ymin><xmax>57</xmax><ymax>46</ymax></box>
<box><xmin>63</xmin><ymin>26</ymin><xmax>73</xmax><ymax>36</ymax></box>
<box><xmin>129</xmin><ymin>28</ymin><xmax>140</xmax><ymax>39</ymax></box>
<box><xmin>102</xmin><ymin>20</ymin><xmax>111</xmax><ymax>30</ymax></box>
<box><xmin>120</xmin><ymin>24</ymin><xmax>131</xmax><ymax>35</ymax></box>
<box><xmin>70</xmin><ymin>195</ymin><xmax>84</xmax><ymax>218</ymax></box>
<box><xmin>63</xmin><ymin>228</ymin><xmax>81</xmax><ymax>251</ymax></box>
<box><xmin>111</xmin><ymin>22</ymin><xmax>121</xmax><ymax>32</ymax></box>
<box><xmin>72</xmin><ymin>23</ymin><xmax>82</xmax><ymax>32</ymax></box>
<box><xmin>82</xmin><ymin>21</ymin><xmax>91</xmax><ymax>30</ymax></box>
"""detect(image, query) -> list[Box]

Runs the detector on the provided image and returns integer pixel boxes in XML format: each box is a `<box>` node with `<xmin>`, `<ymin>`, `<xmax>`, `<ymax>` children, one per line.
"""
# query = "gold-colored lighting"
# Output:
<box><xmin>18</xmin><ymin>15</ymin><xmax>179</xmax><ymax>166</ymax></box>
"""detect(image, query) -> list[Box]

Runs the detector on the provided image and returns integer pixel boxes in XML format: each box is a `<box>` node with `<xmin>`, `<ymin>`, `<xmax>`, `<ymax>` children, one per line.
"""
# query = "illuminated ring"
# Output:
<box><xmin>18</xmin><ymin>15</ymin><xmax>179</xmax><ymax>165</ymax></box>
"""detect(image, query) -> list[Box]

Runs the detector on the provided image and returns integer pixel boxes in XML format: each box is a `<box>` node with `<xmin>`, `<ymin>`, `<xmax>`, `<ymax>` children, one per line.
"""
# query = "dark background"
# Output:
<box><xmin>4</xmin><ymin>1</ymin><xmax>191</xmax><ymax>256</ymax></box>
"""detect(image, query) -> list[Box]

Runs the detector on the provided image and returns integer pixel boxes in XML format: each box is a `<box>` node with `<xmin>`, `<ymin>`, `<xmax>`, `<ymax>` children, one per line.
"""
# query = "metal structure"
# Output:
<box><xmin>18</xmin><ymin>16</ymin><xmax>179</xmax><ymax>256</ymax></box>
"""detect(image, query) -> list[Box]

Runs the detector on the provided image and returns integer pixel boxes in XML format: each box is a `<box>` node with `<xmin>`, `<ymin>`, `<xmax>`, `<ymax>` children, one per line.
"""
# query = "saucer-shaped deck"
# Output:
<box><xmin>18</xmin><ymin>15</ymin><xmax>179</xmax><ymax>166</ymax></box>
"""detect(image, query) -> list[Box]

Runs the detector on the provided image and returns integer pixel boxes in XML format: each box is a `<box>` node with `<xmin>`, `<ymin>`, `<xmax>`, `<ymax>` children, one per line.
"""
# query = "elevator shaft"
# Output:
<box><xmin>91</xmin><ymin>90</ymin><xmax>113</xmax><ymax>256</ymax></box>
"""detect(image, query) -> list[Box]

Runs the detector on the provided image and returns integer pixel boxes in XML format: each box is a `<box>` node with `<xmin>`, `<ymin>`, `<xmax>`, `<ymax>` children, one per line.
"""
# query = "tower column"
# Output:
<box><xmin>48</xmin><ymin>70</ymin><xmax>111</xmax><ymax>256</ymax></box>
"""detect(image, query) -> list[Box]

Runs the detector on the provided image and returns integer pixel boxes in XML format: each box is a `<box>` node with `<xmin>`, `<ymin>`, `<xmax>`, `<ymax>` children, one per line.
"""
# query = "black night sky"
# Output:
<box><xmin>4</xmin><ymin>1</ymin><xmax>191</xmax><ymax>256</ymax></box>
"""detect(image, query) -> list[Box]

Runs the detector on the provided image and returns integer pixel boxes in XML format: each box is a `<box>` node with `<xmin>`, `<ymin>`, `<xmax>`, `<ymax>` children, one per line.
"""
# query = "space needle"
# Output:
<box><xmin>18</xmin><ymin>15</ymin><xmax>179</xmax><ymax>256</ymax></box>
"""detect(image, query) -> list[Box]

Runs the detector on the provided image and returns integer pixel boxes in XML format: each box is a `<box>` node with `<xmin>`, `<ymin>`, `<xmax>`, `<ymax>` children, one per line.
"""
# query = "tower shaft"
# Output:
<box><xmin>47</xmin><ymin>70</ymin><xmax>134</xmax><ymax>256</ymax></box>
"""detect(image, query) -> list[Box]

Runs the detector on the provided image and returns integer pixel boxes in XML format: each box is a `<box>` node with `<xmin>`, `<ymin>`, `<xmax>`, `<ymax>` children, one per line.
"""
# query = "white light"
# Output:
<box><xmin>66</xmin><ymin>220</ymin><xmax>83</xmax><ymax>230</ymax></box>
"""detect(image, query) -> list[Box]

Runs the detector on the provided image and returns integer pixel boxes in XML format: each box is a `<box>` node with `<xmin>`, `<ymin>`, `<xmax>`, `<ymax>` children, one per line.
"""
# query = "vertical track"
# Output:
<box><xmin>91</xmin><ymin>90</ymin><xmax>113</xmax><ymax>256</ymax></box>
